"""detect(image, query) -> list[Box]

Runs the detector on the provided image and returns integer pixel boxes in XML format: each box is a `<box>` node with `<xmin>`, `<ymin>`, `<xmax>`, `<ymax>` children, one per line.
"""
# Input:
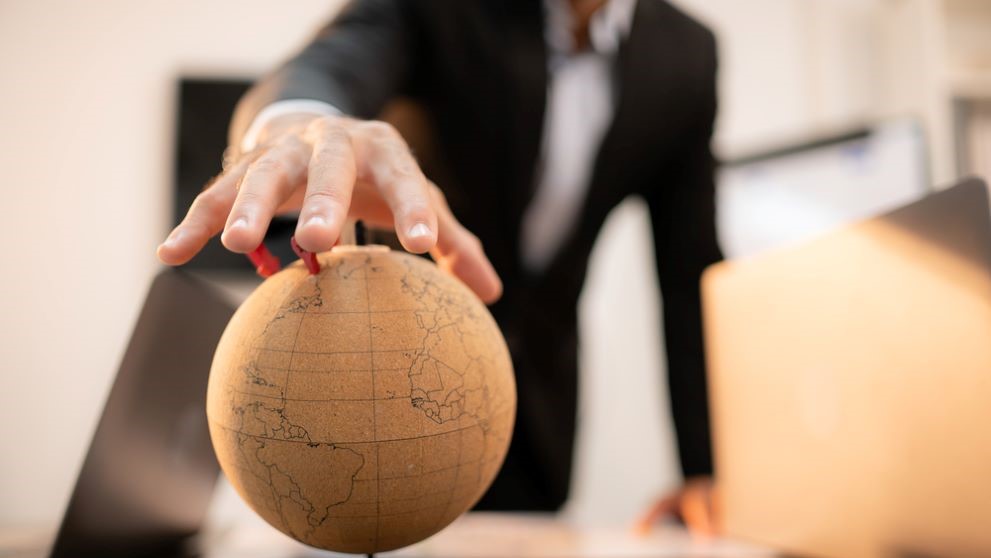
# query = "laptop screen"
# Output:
<box><xmin>50</xmin><ymin>269</ymin><xmax>234</xmax><ymax>558</ymax></box>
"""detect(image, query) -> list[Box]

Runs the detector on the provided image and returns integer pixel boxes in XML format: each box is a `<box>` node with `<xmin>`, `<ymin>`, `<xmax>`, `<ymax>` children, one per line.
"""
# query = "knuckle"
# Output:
<box><xmin>384</xmin><ymin>181</ymin><xmax>425</xmax><ymax>209</ymax></box>
<box><xmin>309</xmin><ymin>160</ymin><xmax>355</xmax><ymax>191</ymax></box>
<box><xmin>182</xmin><ymin>220</ymin><xmax>212</xmax><ymax>238</ymax></box>
<box><xmin>234</xmin><ymin>189</ymin><xmax>263</xmax><ymax>206</ymax></box>
<box><xmin>313</xmin><ymin>141</ymin><xmax>351</xmax><ymax>166</ymax></box>
<box><xmin>465</xmin><ymin>232</ymin><xmax>483</xmax><ymax>251</ymax></box>
<box><xmin>277</xmin><ymin>134</ymin><xmax>306</xmax><ymax>154</ymax></box>
<box><xmin>307</xmin><ymin>119</ymin><xmax>349</xmax><ymax>148</ymax></box>
<box><xmin>186</xmin><ymin>194</ymin><xmax>226</xmax><ymax>223</ymax></box>
<box><xmin>320</xmin><ymin>124</ymin><xmax>351</xmax><ymax>146</ymax></box>
<box><xmin>359</xmin><ymin>120</ymin><xmax>398</xmax><ymax>140</ymax></box>
<box><xmin>448</xmin><ymin>226</ymin><xmax>482</xmax><ymax>252</ymax></box>
<box><xmin>191</xmin><ymin>189</ymin><xmax>217</xmax><ymax>209</ymax></box>
<box><xmin>392</xmin><ymin>155</ymin><xmax>420</xmax><ymax>178</ymax></box>
<box><xmin>307</xmin><ymin>114</ymin><xmax>340</xmax><ymax>132</ymax></box>
<box><xmin>249</xmin><ymin>156</ymin><xmax>286</xmax><ymax>178</ymax></box>
<box><xmin>190</xmin><ymin>190</ymin><xmax>225</xmax><ymax>218</ymax></box>
<box><xmin>394</xmin><ymin>177</ymin><xmax>425</xmax><ymax>194</ymax></box>
<box><xmin>304</xmin><ymin>188</ymin><xmax>348</xmax><ymax>207</ymax></box>
<box><xmin>428</xmin><ymin>183</ymin><xmax>450</xmax><ymax>206</ymax></box>
<box><xmin>403</xmin><ymin>200</ymin><xmax>433</xmax><ymax>217</ymax></box>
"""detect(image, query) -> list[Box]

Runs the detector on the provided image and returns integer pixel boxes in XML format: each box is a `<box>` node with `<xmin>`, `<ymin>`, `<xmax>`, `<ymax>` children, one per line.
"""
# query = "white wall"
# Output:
<box><xmin>0</xmin><ymin>0</ymin><xmax>925</xmax><ymax>528</ymax></box>
<box><xmin>0</xmin><ymin>0</ymin><xmax>346</xmax><ymax>526</ymax></box>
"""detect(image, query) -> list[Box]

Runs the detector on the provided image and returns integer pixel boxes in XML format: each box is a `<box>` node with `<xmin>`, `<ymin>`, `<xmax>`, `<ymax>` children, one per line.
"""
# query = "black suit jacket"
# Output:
<box><xmin>231</xmin><ymin>0</ymin><xmax>722</xmax><ymax>511</ymax></box>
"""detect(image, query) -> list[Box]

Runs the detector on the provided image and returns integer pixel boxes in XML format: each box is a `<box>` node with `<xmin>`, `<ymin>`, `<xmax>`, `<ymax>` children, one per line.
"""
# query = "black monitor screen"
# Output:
<box><xmin>174</xmin><ymin>78</ymin><xmax>298</xmax><ymax>270</ymax></box>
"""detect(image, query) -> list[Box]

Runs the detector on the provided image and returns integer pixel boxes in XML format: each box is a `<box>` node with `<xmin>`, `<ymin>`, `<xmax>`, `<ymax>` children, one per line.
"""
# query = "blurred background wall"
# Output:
<box><xmin>1</xmin><ymin>0</ymin><xmax>988</xmax><ymax>528</ymax></box>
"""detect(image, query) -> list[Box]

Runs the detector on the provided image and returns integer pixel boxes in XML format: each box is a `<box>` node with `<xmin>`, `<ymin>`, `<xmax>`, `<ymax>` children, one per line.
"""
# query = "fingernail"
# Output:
<box><xmin>230</xmin><ymin>216</ymin><xmax>249</xmax><ymax>229</ymax></box>
<box><xmin>408</xmin><ymin>223</ymin><xmax>432</xmax><ymax>239</ymax></box>
<box><xmin>305</xmin><ymin>215</ymin><xmax>328</xmax><ymax>227</ymax></box>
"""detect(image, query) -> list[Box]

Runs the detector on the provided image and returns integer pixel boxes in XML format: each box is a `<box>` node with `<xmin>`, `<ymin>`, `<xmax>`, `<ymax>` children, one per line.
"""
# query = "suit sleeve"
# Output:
<box><xmin>644</xmin><ymin>31</ymin><xmax>722</xmax><ymax>479</ymax></box>
<box><xmin>229</xmin><ymin>0</ymin><xmax>418</xmax><ymax>150</ymax></box>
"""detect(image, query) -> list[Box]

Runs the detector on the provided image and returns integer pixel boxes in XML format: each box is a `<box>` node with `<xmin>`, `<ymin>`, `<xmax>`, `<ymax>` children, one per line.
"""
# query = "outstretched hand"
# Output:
<box><xmin>634</xmin><ymin>477</ymin><xmax>721</xmax><ymax>538</ymax></box>
<box><xmin>157</xmin><ymin>113</ymin><xmax>502</xmax><ymax>303</ymax></box>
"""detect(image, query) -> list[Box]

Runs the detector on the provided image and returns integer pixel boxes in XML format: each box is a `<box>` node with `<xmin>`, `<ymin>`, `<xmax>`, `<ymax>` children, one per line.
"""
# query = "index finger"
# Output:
<box><xmin>157</xmin><ymin>155</ymin><xmax>254</xmax><ymax>265</ymax></box>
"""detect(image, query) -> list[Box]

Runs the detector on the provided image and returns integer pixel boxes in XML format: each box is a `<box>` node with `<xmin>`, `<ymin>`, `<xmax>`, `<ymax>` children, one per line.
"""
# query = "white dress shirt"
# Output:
<box><xmin>242</xmin><ymin>0</ymin><xmax>637</xmax><ymax>272</ymax></box>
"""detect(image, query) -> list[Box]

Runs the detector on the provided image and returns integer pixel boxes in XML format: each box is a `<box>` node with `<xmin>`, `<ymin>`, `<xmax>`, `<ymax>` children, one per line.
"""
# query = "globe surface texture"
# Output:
<box><xmin>207</xmin><ymin>246</ymin><xmax>516</xmax><ymax>554</ymax></box>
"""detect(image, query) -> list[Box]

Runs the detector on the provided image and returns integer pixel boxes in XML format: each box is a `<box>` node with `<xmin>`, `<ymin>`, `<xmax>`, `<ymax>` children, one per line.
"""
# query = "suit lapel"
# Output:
<box><xmin>592</xmin><ymin>0</ymin><xmax>682</xmax><ymax>208</ymax></box>
<box><xmin>537</xmin><ymin>0</ymin><xmax>680</xmax><ymax>290</ymax></box>
<box><xmin>504</xmin><ymin>0</ymin><xmax>549</xmax><ymax>225</ymax></box>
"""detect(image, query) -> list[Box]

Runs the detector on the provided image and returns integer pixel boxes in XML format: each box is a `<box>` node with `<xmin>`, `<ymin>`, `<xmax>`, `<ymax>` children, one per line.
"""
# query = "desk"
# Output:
<box><xmin>201</xmin><ymin>513</ymin><xmax>776</xmax><ymax>558</ymax></box>
<box><xmin>1</xmin><ymin>514</ymin><xmax>775</xmax><ymax>558</ymax></box>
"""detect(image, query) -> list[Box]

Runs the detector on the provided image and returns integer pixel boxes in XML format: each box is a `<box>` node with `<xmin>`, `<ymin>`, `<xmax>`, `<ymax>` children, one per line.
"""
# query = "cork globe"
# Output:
<box><xmin>206</xmin><ymin>246</ymin><xmax>516</xmax><ymax>554</ymax></box>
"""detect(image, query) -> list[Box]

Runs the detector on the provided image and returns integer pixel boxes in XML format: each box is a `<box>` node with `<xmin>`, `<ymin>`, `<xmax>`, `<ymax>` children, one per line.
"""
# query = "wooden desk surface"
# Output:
<box><xmin>1</xmin><ymin>513</ymin><xmax>777</xmax><ymax>558</ymax></box>
<box><xmin>201</xmin><ymin>512</ymin><xmax>777</xmax><ymax>558</ymax></box>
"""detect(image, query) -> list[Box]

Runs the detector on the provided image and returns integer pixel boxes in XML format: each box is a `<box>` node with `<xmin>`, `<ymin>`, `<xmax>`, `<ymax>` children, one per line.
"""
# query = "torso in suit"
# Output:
<box><xmin>231</xmin><ymin>0</ymin><xmax>722</xmax><ymax>511</ymax></box>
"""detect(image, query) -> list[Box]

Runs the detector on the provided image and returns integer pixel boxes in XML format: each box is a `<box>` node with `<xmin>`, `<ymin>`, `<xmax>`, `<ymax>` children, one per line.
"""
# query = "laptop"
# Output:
<box><xmin>703</xmin><ymin>177</ymin><xmax>991</xmax><ymax>558</ymax></box>
<box><xmin>48</xmin><ymin>269</ymin><xmax>235</xmax><ymax>558</ymax></box>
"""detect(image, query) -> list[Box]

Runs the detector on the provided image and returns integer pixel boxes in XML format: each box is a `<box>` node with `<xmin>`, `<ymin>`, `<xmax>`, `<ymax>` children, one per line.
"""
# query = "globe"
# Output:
<box><xmin>206</xmin><ymin>245</ymin><xmax>516</xmax><ymax>554</ymax></box>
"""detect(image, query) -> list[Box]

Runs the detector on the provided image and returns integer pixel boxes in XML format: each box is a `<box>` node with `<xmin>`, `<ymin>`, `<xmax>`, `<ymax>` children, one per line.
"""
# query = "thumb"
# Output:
<box><xmin>633</xmin><ymin>493</ymin><xmax>679</xmax><ymax>536</ymax></box>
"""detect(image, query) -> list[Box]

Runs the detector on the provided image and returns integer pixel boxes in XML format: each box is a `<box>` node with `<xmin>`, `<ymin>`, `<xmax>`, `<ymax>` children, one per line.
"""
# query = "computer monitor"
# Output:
<box><xmin>717</xmin><ymin>119</ymin><xmax>930</xmax><ymax>259</ymax></box>
<box><xmin>174</xmin><ymin>77</ymin><xmax>299</xmax><ymax>272</ymax></box>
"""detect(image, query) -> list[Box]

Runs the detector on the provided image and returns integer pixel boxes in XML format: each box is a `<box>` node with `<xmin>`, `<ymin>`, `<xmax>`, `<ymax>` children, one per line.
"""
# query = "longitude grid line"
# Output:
<box><xmin>282</xmin><ymin>307</ymin><xmax>306</xmax><ymax>414</ymax></box>
<box><xmin>362</xmin><ymin>258</ymin><xmax>382</xmax><ymax>551</ymax></box>
<box><xmin>416</xmin><ymin>349</ymin><xmax>425</xmax><ymax>514</ymax></box>
<box><xmin>431</xmin><ymin>411</ymin><xmax>465</xmax><ymax>533</ymax></box>
<box><xmin>268</xmin><ymin>296</ymin><xmax>307</xmax><ymax>535</ymax></box>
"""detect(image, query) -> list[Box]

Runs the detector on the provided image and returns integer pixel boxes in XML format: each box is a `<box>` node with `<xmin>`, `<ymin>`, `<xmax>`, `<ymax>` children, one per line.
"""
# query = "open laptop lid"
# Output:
<box><xmin>50</xmin><ymin>269</ymin><xmax>235</xmax><ymax>558</ymax></box>
<box><xmin>704</xmin><ymin>177</ymin><xmax>991</xmax><ymax>558</ymax></box>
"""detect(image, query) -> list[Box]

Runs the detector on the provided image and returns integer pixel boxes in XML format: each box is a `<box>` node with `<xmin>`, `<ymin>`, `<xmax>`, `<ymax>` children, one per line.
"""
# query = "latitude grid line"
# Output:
<box><xmin>290</xmin><ymin>354</ymin><xmax>472</xmax><ymax>381</ymax></box>
<box><xmin>244</xmin><ymin>365</ymin><xmax>408</xmax><ymax>373</ymax></box>
<box><xmin>222</xmin><ymin>453</ymin><xmax>501</xmax><ymax>486</ymax></box>
<box><xmin>212</xmin><ymin>418</ymin><xmax>484</xmax><ymax>446</ymax></box>
<box><xmin>322</xmin><ymin>499</ymin><xmax>455</xmax><ymax>520</ymax></box>
<box><xmin>352</xmin><ymin>454</ymin><xmax>503</xmax><ymax>482</ymax></box>
<box><xmin>230</xmin><ymin>386</ymin><xmax>413</xmax><ymax>403</ymax></box>
<box><xmin>349</xmin><ymin>478</ymin><xmax>480</xmax><ymax>505</ymax></box>
<box><xmin>253</xmin><ymin>347</ymin><xmax>420</xmax><ymax>354</ymax></box>
<box><xmin>290</xmin><ymin>308</ymin><xmax>426</xmax><ymax>315</ymax></box>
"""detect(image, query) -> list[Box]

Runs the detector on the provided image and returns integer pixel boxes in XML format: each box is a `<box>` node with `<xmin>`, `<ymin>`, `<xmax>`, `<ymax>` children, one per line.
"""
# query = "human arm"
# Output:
<box><xmin>157</xmin><ymin>0</ymin><xmax>501</xmax><ymax>302</ymax></box>
<box><xmin>638</xmin><ymin>29</ymin><xmax>723</xmax><ymax>535</ymax></box>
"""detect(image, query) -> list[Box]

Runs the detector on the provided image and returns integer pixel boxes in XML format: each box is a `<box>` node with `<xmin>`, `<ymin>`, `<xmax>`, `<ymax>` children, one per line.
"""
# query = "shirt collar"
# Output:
<box><xmin>543</xmin><ymin>0</ymin><xmax>638</xmax><ymax>55</ymax></box>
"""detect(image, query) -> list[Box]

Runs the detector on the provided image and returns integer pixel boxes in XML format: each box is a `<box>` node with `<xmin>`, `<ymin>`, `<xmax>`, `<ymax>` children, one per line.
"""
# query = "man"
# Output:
<box><xmin>159</xmin><ymin>0</ymin><xmax>721</xmax><ymax>534</ymax></box>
